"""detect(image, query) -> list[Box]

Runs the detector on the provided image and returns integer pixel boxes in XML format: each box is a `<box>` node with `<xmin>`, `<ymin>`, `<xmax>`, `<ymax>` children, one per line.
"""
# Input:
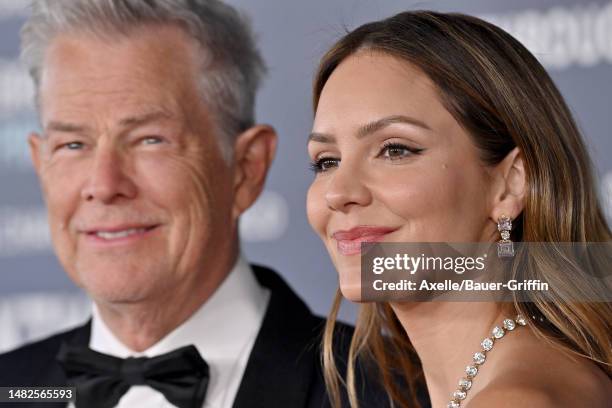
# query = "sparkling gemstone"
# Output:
<box><xmin>453</xmin><ymin>390</ymin><xmax>467</xmax><ymax>400</ymax></box>
<box><xmin>516</xmin><ymin>315</ymin><xmax>527</xmax><ymax>326</ymax></box>
<box><xmin>466</xmin><ymin>365</ymin><xmax>478</xmax><ymax>378</ymax></box>
<box><xmin>458</xmin><ymin>378</ymin><xmax>472</xmax><ymax>390</ymax></box>
<box><xmin>481</xmin><ymin>337</ymin><xmax>494</xmax><ymax>351</ymax></box>
<box><xmin>473</xmin><ymin>352</ymin><xmax>486</xmax><ymax>365</ymax></box>
<box><xmin>503</xmin><ymin>318</ymin><xmax>516</xmax><ymax>330</ymax></box>
<box><xmin>447</xmin><ymin>401</ymin><xmax>460</xmax><ymax>408</ymax></box>
<box><xmin>498</xmin><ymin>217</ymin><xmax>512</xmax><ymax>231</ymax></box>
<box><xmin>501</xmin><ymin>230</ymin><xmax>511</xmax><ymax>240</ymax></box>
<box><xmin>497</xmin><ymin>241</ymin><xmax>514</xmax><ymax>257</ymax></box>
<box><xmin>492</xmin><ymin>326</ymin><xmax>505</xmax><ymax>339</ymax></box>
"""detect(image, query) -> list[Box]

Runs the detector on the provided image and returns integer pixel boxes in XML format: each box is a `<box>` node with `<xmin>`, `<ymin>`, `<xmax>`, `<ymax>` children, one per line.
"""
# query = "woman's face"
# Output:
<box><xmin>307</xmin><ymin>51</ymin><xmax>498</xmax><ymax>300</ymax></box>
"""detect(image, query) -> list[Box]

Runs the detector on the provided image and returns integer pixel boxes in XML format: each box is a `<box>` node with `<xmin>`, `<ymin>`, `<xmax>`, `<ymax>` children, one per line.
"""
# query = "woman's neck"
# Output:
<box><xmin>391</xmin><ymin>301</ymin><xmax>507</xmax><ymax>407</ymax></box>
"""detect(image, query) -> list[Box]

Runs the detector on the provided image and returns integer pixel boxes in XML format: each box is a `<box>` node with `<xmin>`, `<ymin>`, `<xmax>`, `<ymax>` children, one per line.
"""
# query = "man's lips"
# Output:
<box><xmin>332</xmin><ymin>226</ymin><xmax>398</xmax><ymax>255</ymax></box>
<box><xmin>81</xmin><ymin>224</ymin><xmax>160</xmax><ymax>242</ymax></box>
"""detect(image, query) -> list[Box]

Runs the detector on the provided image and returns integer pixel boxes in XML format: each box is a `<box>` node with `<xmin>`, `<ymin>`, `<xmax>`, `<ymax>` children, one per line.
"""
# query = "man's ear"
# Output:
<box><xmin>488</xmin><ymin>147</ymin><xmax>527</xmax><ymax>222</ymax></box>
<box><xmin>231</xmin><ymin>124</ymin><xmax>277</xmax><ymax>218</ymax></box>
<box><xmin>28</xmin><ymin>132</ymin><xmax>43</xmax><ymax>175</ymax></box>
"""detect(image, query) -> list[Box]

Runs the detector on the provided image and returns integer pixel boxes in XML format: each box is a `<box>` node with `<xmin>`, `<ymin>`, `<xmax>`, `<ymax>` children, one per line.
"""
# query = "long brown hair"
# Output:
<box><xmin>313</xmin><ymin>11</ymin><xmax>612</xmax><ymax>408</ymax></box>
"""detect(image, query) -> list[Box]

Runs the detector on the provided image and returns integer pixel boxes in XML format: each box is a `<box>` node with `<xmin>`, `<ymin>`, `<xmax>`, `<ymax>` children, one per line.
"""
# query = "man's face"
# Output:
<box><xmin>31</xmin><ymin>25</ymin><xmax>238</xmax><ymax>304</ymax></box>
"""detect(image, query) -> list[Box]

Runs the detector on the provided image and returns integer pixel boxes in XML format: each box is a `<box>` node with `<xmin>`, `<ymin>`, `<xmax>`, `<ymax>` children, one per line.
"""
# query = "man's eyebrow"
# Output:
<box><xmin>45</xmin><ymin>121</ymin><xmax>90</xmax><ymax>134</ymax></box>
<box><xmin>44</xmin><ymin>111</ymin><xmax>174</xmax><ymax>135</ymax></box>
<box><xmin>118</xmin><ymin>111</ymin><xmax>173</xmax><ymax>128</ymax></box>
<box><xmin>307</xmin><ymin>114</ymin><xmax>430</xmax><ymax>144</ymax></box>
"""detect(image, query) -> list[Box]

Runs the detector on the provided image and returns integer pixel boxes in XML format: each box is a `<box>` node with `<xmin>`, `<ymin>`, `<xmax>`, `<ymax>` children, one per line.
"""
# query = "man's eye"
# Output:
<box><xmin>380</xmin><ymin>143</ymin><xmax>424</xmax><ymax>160</ymax></box>
<box><xmin>60</xmin><ymin>142</ymin><xmax>84</xmax><ymax>150</ymax></box>
<box><xmin>141</xmin><ymin>136</ymin><xmax>164</xmax><ymax>145</ymax></box>
<box><xmin>309</xmin><ymin>157</ymin><xmax>340</xmax><ymax>173</ymax></box>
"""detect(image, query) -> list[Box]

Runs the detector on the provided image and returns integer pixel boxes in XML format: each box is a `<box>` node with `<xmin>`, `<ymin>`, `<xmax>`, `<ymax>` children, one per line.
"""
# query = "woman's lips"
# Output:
<box><xmin>332</xmin><ymin>226</ymin><xmax>398</xmax><ymax>255</ymax></box>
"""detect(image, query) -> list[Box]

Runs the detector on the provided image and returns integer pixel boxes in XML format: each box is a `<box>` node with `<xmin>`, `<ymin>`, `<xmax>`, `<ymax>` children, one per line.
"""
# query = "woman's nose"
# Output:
<box><xmin>324</xmin><ymin>162</ymin><xmax>372</xmax><ymax>212</ymax></box>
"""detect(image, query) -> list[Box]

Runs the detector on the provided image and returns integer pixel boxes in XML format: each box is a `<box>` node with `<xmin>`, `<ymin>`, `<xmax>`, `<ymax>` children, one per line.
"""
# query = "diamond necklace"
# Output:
<box><xmin>446</xmin><ymin>315</ymin><xmax>527</xmax><ymax>408</ymax></box>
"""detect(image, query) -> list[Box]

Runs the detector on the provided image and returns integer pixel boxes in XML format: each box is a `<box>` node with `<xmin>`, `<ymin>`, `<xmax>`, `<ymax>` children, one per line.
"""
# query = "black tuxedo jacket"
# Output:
<box><xmin>0</xmin><ymin>265</ymin><xmax>393</xmax><ymax>408</ymax></box>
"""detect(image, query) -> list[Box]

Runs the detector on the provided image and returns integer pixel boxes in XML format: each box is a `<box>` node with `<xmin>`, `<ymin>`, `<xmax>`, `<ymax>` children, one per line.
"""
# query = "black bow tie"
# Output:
<box><xmin>56</xmin><ymin>343</ymin><xmax>209</xmax><ymax>408</ymax></box>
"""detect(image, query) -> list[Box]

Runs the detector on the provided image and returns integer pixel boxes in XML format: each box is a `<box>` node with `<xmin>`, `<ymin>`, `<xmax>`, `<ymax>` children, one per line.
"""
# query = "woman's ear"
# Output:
<box><xmin>488</xmin><ymin>147</ymin><xmax>527</xmax><ymax>222</ymax></box>
<box><xmin>231</xmin><ymin>124</ymin><xmax>278</xmax><ymax>218</ymax></box>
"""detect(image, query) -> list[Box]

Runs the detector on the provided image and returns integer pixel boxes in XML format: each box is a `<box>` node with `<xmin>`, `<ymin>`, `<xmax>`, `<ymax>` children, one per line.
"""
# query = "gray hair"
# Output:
<box><xmin>21</xmin><ymin>0</ymin><xmax>267</xmax><ymax>162</ymax></box>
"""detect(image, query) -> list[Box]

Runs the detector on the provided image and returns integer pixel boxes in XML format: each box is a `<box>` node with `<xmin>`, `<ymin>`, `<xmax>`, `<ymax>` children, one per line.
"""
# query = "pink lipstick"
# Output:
<box><xmin>332</xmin><ymin>226</ymin><xmax>397</xmax><ymax>255</ymax></box>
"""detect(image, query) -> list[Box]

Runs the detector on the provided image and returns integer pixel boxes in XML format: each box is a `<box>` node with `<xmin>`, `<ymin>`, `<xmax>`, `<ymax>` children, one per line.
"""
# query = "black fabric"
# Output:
<box><xmin>0</xmin><ymin>320</ymin><xmax>89</xmax><ymax>408</ymax></box>
<box><xmin>0</xmin><ymin>265</ymin><xmax>399</xmax><ymax>408</ymax></box>
<box><xmin>56</xmin><ymin>343</ymin><xmax>209</xmax><ymax>408</ymax></box>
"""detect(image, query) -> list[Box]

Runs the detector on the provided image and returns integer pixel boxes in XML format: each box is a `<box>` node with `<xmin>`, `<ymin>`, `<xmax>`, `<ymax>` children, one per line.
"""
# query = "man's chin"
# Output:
<box><xmin>86</xmin><ymin>283</ymin><xmax>154</xmax><ymax>305</ymax></box>
<box><xmin>75</xmin><ymin>266</ymin><xmax>165</xmax><ymax>305</ymax></box>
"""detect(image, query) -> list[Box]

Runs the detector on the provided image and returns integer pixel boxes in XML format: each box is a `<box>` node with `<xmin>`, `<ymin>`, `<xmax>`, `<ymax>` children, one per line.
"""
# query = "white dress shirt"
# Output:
<box><xmin>72</xmin><ymin>255</ymin><xmax>270</xmax><ymax>408</ymax></box>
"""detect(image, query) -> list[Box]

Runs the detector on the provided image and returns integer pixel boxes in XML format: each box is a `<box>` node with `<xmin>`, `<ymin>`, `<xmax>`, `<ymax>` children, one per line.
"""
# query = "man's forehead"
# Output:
<box><xmin>39</xmin><ymin>27</ymin><xmax>204</xmax><ymax>130</ymax></box>
<box><xmin>39</xmin><ymin>83</ymin><xmax>185</xmax><ymax>125</ymax></box>
<box><xmin>42</xmin><ymin>25</ymin><xmax>200</xmax><ymax>89</ymax></box>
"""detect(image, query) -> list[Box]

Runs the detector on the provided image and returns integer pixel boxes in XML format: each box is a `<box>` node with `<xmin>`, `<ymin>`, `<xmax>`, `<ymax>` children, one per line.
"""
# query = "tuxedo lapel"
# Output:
<box><xmin>49</xmin><ymin>321</ymin><xmax>91</xmax><ymax>408</ymax></box>
<box><xmin>232</xmin><ymin>266</ymin><xmax>326</xmax><ymax>408</ymax></box>
<box><xmin>49</xmin><ymin>322</ymin><xmax>89</xmax><ymax>408</ymax></box>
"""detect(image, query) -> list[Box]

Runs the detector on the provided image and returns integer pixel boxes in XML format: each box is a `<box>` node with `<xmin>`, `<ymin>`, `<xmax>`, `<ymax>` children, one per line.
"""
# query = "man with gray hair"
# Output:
<box><xmin>0</xmin><ymin>1</ymin><xmax>390</xmax><ymax>407</ymax></box>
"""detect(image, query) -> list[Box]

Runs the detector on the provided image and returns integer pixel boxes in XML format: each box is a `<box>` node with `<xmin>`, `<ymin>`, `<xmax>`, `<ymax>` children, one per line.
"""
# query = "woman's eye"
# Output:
<box><xmin>380</xmin><ymin>143</ymin><xmax>423</xmax><ymax>160</ymax></box>
<box><xmin>309</xmin><ymin>157</ymin><xmax>340</xmax><ymax>173</ymax></box>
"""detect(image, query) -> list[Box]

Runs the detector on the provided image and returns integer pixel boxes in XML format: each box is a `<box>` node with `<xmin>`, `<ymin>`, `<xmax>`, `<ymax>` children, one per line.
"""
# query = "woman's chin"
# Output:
<box><xmin>335</xmin><ymin>260</ymin><xmax>365</xmax><ymax>302</ymax></box>
<box><xmin>338</xmin><ymin>269</ymin><xmax>366</xmax><ymax>302</ymax></box>
<box><xmin>339</xmin><ymin>282</ymin><xmax>364</xmax><ymax>302</ymax></box>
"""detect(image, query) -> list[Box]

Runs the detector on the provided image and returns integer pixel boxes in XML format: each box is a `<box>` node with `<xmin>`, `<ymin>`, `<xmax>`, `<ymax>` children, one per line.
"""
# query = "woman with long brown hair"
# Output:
<box><xmin>306</xmin><ymin>11</ymin><xmax>611</xmax><ymax>408</ymax></box>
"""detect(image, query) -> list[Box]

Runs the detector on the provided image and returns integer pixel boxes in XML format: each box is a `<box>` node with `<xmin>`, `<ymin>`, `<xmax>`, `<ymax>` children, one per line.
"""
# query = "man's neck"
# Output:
<box><xmin>93</xmin><ymin>252</ymin><xmax>238</xmax><ymax>352</ymax></box>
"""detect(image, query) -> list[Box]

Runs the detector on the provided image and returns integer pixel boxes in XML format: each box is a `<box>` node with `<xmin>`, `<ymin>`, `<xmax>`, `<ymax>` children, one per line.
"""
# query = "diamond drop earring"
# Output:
<box><xmin>497</xmin><ymin>215</ymin><xmax>514</xmax><ymax>257</ymax></box>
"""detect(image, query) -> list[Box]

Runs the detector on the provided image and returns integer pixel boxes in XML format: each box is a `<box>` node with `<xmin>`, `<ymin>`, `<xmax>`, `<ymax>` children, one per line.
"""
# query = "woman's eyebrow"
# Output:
<box><xmin>308</xmin><ymin>114</ymin><xmax>430</xmax><ymax>145</ymax></box>
<box><xmin>307</xmin><ymin>132</ymin><xmax>335</xmax><ymax>144</ymax></box>
<box><xmin>356</xmin><ymin>115</ymin><xmax>431</xmax><ymax>138</ymax></box>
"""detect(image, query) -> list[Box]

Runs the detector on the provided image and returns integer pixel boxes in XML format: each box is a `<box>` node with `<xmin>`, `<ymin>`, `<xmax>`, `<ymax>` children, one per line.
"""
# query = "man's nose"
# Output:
<box><xmin>81</xmin><ymin>148</ymin><xmax>137</xmax><ymax>203</ymax></box>
<box><xmin>325</xmin><ymin>162</ymin><xmax>372</xmax><ymax>212</ymax></box>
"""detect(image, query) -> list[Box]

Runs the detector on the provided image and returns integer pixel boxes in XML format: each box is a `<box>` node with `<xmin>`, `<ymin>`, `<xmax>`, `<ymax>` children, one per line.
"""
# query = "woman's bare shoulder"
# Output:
<box><xmin>467</xmin><ymin>380</ymin><xmax>610</xmax><ymax>408</ymax></box>
<box><xmin>467</xmin><ymin>384</ymin><xmax>557</xmax><ymax>408</ymax></box>
<box><xmin>467</xmin><ymin>348</ymin><xmax>611</xmax><ymax>408</ymax></box>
